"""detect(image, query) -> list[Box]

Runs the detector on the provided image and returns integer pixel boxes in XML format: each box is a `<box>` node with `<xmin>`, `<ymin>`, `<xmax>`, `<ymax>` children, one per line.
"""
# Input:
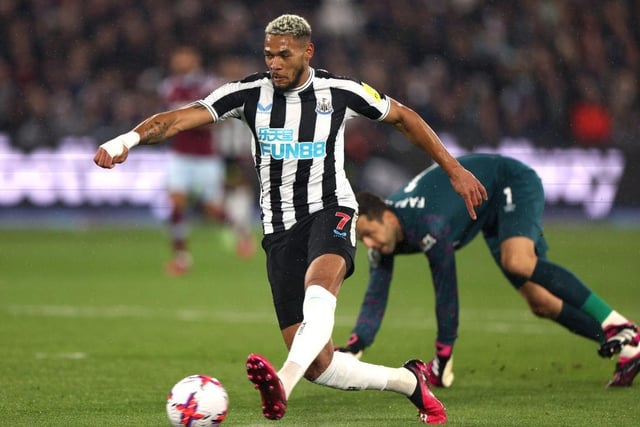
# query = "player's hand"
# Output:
<box><xmin>93</xmin><ymin>145</ymin><xmax>129</xmax><ymax>169</ymax></box>
<box><xmin>93</xmin><ymin>131</ymin><xmax>140</xmax><ymax>169</ymax></box>
<box><xmin>449</xmin><ymin>166</ymin><xmax>488</xmax><ymax>220</ymax></box>
<box><xmin>334</xmin><ymin>333</ymin><xmax>365</xmax><ymax>359</ymax></box>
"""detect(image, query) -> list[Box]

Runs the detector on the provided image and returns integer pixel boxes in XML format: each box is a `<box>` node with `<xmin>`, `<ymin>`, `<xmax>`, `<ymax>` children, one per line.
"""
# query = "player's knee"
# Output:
<box><xmin>500</xmin><ymin>252</ymin><xmax>536</xmax><ymax>279</ymax></box>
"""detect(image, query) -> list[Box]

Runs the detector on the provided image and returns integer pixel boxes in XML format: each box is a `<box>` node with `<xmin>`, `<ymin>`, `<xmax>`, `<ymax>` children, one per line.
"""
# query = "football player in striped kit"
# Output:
<box><xmin>94</xmin><ymin>13</ymin><xmax>488</xmax><ymax>425</ymax></box>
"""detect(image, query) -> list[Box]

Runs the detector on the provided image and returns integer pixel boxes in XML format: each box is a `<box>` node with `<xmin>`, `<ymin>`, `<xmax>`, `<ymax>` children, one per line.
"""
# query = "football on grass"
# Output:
<box><xmin>166</xmin><ymin>374</ymin><xmax>229</xmax><ymax>426</ymax></box>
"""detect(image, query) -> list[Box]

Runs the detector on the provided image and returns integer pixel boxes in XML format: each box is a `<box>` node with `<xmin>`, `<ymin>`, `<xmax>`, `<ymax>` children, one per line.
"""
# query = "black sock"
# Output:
<box><xmin>530</xmin><ymin>259</ymin><xmax>590</xmax><ymax>307</ymax></box>
<box><xmin>555</xmin><ymin>303</ymin><xmax>604</xmax><ymax>343</ymax></box>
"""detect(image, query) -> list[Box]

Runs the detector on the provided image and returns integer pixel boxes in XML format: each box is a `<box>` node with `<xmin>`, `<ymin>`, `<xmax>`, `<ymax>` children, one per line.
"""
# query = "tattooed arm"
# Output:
<box><xmin>93</xmin><ymin>103</ymin><xmax>214</xmax><ymax>169</ymax></box>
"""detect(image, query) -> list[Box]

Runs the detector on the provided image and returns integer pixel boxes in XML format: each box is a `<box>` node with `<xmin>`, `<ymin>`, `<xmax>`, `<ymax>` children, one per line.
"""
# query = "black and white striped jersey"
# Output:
<box><xmin>197</xmin><ymin>67</ymin><xmax>391</xmax><ymax>234</ymax></box>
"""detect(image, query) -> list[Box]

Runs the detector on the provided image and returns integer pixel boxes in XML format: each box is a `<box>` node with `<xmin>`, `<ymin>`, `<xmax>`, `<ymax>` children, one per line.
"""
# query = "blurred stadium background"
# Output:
<box><xmin>1</xmin><ymin>0</ymin><xmax>639</xmax><ymax>225</ymax></box>
<box><xmin>2</xmin><ymin>2</ymin><xmax>640</xmax><ymax>425</ymax></box>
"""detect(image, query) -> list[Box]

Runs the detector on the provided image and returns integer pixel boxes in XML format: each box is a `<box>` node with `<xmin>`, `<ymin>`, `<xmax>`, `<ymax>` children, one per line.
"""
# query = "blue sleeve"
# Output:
<box><xmin>426</xmin><ymin>242</ymin><xmax>459</xmax><ymax>346</ymax></box>
<box><xmin>351</xmin><ymin>251</ymin><xmax>394</xmax><ymax>347</ymax></box>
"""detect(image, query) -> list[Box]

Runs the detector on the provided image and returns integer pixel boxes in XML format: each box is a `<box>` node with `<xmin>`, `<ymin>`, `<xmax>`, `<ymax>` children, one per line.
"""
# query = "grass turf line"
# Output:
<box><xmin>0</xmin><ymin>225</ymin><xmax>638</xmax><ymax>426</ymax></box>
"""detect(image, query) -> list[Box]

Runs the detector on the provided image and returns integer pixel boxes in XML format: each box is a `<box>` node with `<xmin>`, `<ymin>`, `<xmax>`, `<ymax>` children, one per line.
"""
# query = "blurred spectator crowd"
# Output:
<box><xmin>1</xmin><ymin>0</ymin><xmax>639</xmax><ymax>161</ymax></box>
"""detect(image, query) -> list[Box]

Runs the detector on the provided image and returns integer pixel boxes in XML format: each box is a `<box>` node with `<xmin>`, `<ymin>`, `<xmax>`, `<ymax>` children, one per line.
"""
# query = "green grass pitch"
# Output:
<box><xmin>1</xmin><ymin>223</ymin><xmax>638</xmax><ymax>426</ymax></box>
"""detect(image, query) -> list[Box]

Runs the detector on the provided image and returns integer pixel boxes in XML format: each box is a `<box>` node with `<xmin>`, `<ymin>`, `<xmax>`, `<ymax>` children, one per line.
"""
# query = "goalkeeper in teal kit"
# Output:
<box><xmin>337</xmin><ymin>154</ymin><xmax>639</xmax><ymax>387</ymax></box>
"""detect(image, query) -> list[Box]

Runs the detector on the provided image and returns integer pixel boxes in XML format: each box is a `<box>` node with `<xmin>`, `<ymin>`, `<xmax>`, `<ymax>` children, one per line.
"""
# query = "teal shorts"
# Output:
<box><xmin>483</xmin><ymin>167</ymin><xmax>548</xmax><ymax>288</ymax></box>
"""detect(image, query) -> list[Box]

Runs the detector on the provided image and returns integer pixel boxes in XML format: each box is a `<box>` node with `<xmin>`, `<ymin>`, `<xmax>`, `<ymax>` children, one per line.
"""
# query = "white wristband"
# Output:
<box><xmin>99</xmin><ymin>131</ymin><xmax>141</xmax><ymax>157</ymax></box>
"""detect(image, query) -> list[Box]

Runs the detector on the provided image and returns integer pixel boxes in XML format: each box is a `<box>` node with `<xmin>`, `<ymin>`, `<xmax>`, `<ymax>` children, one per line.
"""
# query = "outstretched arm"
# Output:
<box><xmin>426</xmin><ymin>246</ymin><xmax>460</xmax><ymax>349</ymax></box>
<box><xmin>382</xmin><ymin>98</ymin><xmax>488</xmax><ymax>219</ymax></box>
<box><xmin>423</xmin><ymin>246</ymin><xmax>459</xmax><ymax>387</ymax></box>
<box><xmin>337</xmin><ymin>251</ymin><xmax>395</xmax><ymax>356</ymax></box>
<box><xmin>93</xmin><ymin>103</ymin><xmax>214</xmax><ymax>169</ymax></box>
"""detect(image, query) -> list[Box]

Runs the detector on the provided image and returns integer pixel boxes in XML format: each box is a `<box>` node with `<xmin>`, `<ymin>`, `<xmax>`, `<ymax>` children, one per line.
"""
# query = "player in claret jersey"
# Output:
<box><xmin>159</xmin><ymin>46</ymin><xmax>225</xmax><ymax>275</ymax></box>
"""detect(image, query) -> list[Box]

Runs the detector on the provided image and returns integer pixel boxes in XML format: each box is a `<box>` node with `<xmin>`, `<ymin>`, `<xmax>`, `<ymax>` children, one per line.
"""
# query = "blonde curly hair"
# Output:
<box><xmin>265</xmin><ymin>14</ymin><xmax>312</xmax><ymax>39</ymax></box>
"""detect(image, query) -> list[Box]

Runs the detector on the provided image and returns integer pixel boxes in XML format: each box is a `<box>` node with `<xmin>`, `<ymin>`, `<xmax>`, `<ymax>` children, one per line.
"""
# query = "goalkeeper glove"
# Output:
<box><xmin>334</xmin><ymin>333</ymin><xmax>365</xmax><ymax>359</ymax></box>
<box><xmin>425</xmin><ymin>350</ymin><xmax>455</xmax><ymax>388</ymax></box>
